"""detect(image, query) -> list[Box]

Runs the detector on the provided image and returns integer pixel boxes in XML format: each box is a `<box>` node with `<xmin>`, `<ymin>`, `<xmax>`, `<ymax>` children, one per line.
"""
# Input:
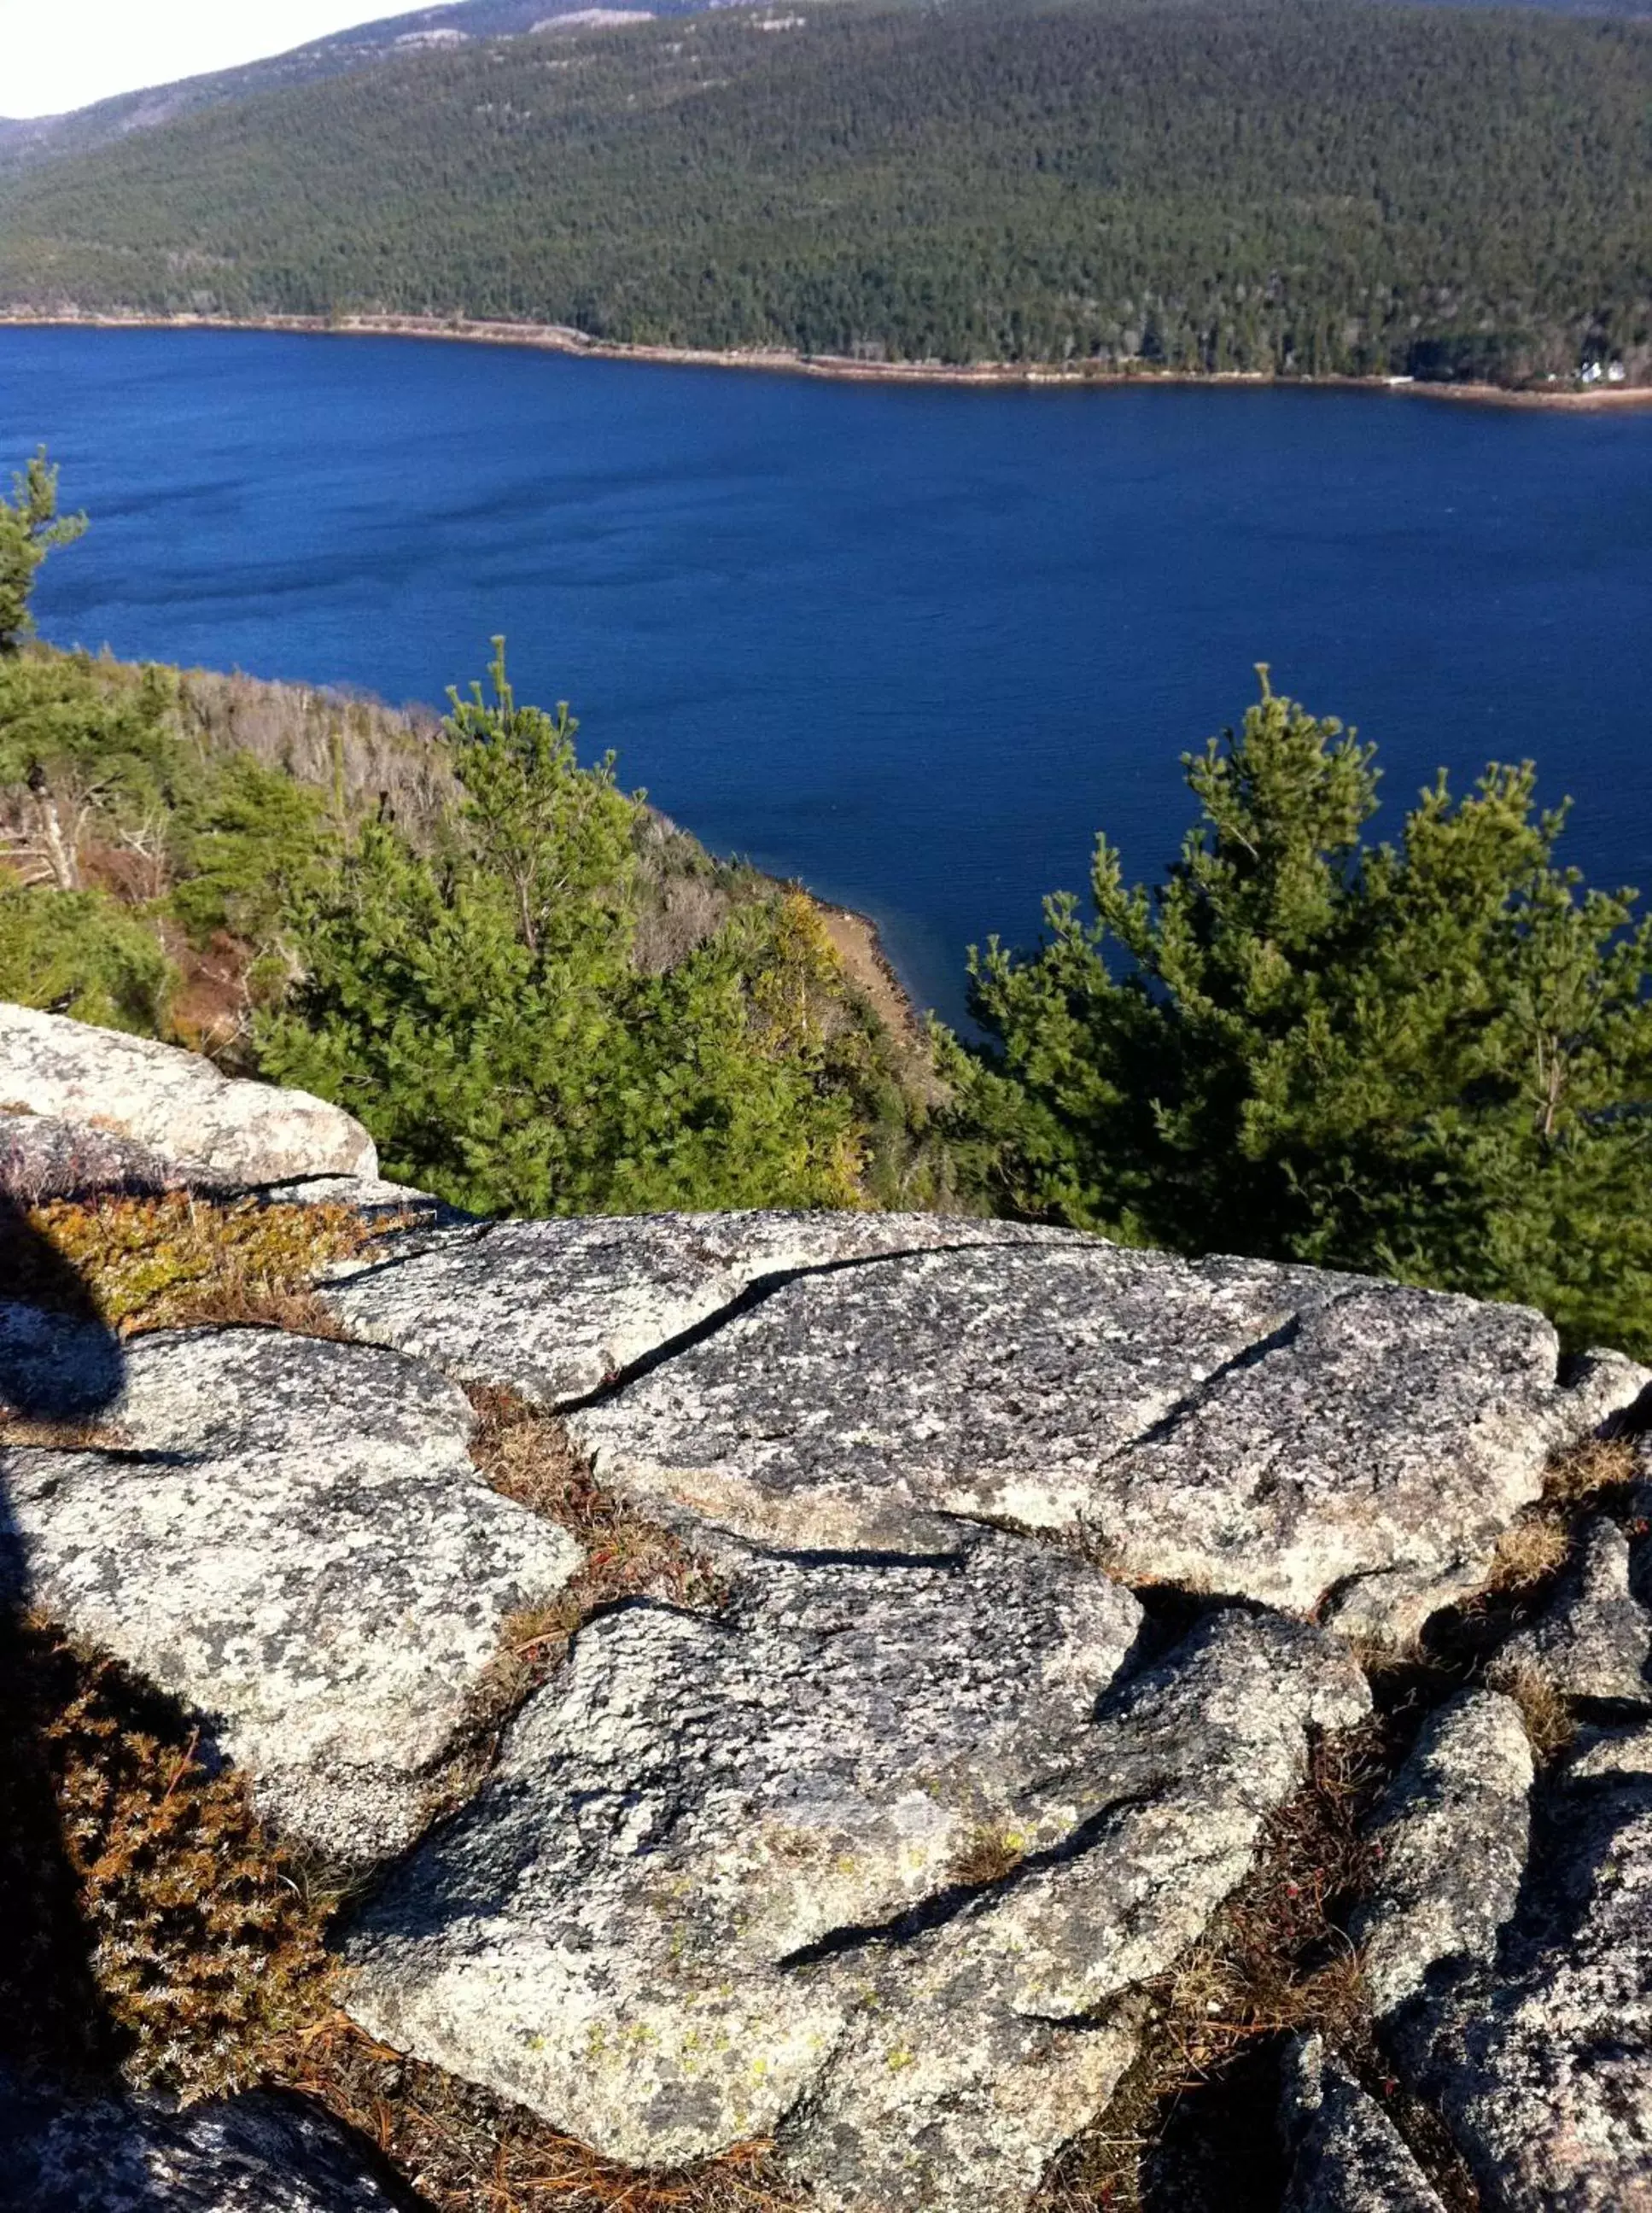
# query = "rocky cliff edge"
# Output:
<box><xmin>1</xmin><ymin>1001</ymin><xmax>1649</xmax><ymax>2212</ymax></box>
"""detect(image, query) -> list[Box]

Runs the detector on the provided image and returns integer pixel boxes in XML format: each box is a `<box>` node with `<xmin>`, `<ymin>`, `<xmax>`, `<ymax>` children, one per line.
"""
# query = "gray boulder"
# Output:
<box><xmin>0</xmin><ymin>1001</ymin><xmax>377</xmax><ymax>1184</ymax></box>
<box><xmin>321</xmin><ymin>1208</ymin><xmax>1083</xmax><ymax>1407</ymax></box>
<box><xmin>0</xmin><ymin>2082</ymin><xmax>405</xmax><ymax>2211</ymax></box>
<box><xmin>0</xmin><ymin>1109</ymin><xmax>235</xmax><ymax>1204</ymax></box>
<box><xmin>257</xmin><ymin>1171</ymin><xmax>455</xmax><ymax>1223</ymax></box>
<box><xmin>1427</xmin><ymin>1755</ymin><xmax>1652</xmax><ymax>2210</ymax></box>
<box><xmin>568</xmin><ymin>1241</ymin><xmax>1636</xmax><ymax>1636</ymax></box>
<box><xmin>343</xmin><ymin>1532</ymin><xmax>1143</xmax><ymax>2167</ymax></box>
<box><xmin>1353</xmin><ymin>1690</ymin><xmax>1533</xmax><ymax>2020</ymax></box>
<box><xmin>779</xmin><ymin>1611</ymin><xmax>1369</xmax><ymax>2213</ymax></box>
<box><xmin>1566</xmin><ymin>1718</ymin><xmax>1652</xmax><ymax>1782</ymax></box>
<box><xmin>1</xmin><ymin>1326</ymin><xmax>583</xmax><ymax>1860</ymax></box>
<box><xmin>344</xmin><ymin>1591</ymin><xmax>1365</xmax><ymax>2208</ymax></box>
<box><xmin>1498</xmin><ymin>1515</ymin><xmax>1652</xmax><ymax>1708</ymax></box>
<box><xmin>1280</xmin><ymin>2036</ymin><xmax>1448</xmax><ymax>2213</ymax></box>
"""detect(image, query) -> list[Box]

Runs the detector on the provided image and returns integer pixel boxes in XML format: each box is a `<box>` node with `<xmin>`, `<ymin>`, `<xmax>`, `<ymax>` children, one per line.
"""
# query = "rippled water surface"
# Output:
<box><xmin>4</xmin><ymin>327</ymin><xmax>1649</xmax><ymax>1021</ymax></box>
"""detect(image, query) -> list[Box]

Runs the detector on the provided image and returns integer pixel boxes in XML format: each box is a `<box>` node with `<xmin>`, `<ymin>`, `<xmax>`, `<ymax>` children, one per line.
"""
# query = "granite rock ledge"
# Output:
<box><xmin>3</xmin><ymin>1004</ymin><xmax>1651</xmax><ymax>2213</ymax></box>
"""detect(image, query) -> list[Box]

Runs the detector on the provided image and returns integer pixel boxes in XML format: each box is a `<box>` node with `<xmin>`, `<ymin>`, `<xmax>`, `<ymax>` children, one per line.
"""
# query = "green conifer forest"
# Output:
<box><xmin>1</xmin><ymin>0</ymin><xmax>1649</xmax><ymax>384</ymax></box>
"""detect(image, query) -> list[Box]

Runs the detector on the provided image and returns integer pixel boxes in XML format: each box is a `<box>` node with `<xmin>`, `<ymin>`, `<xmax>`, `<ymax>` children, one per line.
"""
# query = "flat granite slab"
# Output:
<box><xmin>568</xmin><ymin>1241</ymin><xmax>1643</xmax><ymax>1638</ymax></box>
<box><xmin>320</xmin><ymin>1207</ymin><xmax>1089</xmax><ymax>1404</ymax></box>
<box><xmin>1</xmin><ymin>1325</ymin><xmax>583</xmax><ymax>1860</ymax></box>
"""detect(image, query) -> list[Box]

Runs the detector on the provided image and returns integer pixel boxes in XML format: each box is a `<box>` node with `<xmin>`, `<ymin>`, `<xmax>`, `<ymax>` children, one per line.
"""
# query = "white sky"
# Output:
<box><xmin>0</xmin><ymin>1</ymin><xmax>388</xmax><ymax>120</ymax></box>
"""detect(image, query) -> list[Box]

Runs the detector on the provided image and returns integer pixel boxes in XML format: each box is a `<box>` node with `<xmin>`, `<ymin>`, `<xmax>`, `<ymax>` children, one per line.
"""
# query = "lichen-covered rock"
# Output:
<box><xmin>1566</xmin><ymin>1718</ymin><xmax>1652</xmax><ymax>1782</ymax></box>
<box><xmin>343</xmin><ymin>1533</ymin><xmax>1144</xmax><ymax>2165</ymax></box>
<box><xmin>1280</xmin><ymin>2036</ymin><xmax>1448</xmax><ymax>2213</ymax></box>
<box><xmin>322</xmin><ymin>1208</ymin><xmax>1083</xmax><ymax>1407</ymax></box>
<box><xmin>1425</xmin><ymin>1754</ymin><xmax>1652</xmax><ymax>2210</ymax></box>
<box><xmin>569</xmin><ymin>1243</ymin><xmax>1633</xmax><ymax>1634</ymax></box>
<box><xmin>0</xmin><ymin>2082</ymin><xmax>403</xmax><ymax>2211</ymax></box>
<box><xmin>569</xmin><ymin>1241</ymin><xmax>1312</xmax><ymax>1553</ymax></box>
<box><xmin>779</xmin><ymin>1611</ymin><xmax>1369</xmax><ymax>2212</ymax></box>
<box><xmin>0</xmin><ymin>1000</ymin><xmax>377</xmax><ymax>1184</ymax></box>
<box><xmin>784</xmin><ymin>1978</ymin><xmax>1144</xmax><ymax>2213</ymax></box>
<box><xmin>1498</xmin><ymin>1516</ymin><xmax>1652</xmax><ymax>1708</ymax></box>
<box><xmin>1100</xmin><ymin>1298</ymin><xmax>1643</xmax><ymax>1642</ymax></box>
<box><xmin>1353</xmin><ymin>1691</ymin><xmax>1533</xmax><ymax>2020</ymax></box>
<box><xmin>0</xmin><ymin>1327</ymin><xmax>582</xmax><ymax>1859</ymax></box>
<box><xmin>892</xmin><ymin>1609</ymin><xmax>1372</xmax><ymax>2023</ymax></box>
<box><xmin>0</xmin><ymin>1108</ymin><xmax>236</xmax><ymax>1204</ymax></box>
<box><xmin>345</xmin><ymin>1586</ymin><xmax>1364</xmax><ymax>2208</ymax></box>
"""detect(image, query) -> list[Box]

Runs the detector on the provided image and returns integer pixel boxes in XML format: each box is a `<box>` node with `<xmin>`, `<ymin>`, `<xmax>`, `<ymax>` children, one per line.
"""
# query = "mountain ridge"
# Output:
<box><xmin>3</xmin><ymin>0</ymin><xmax>1647</xmax><ymax>174</ymax></box>
<box><xmin>0</xmin><ymin>0</ymin><xmax>679</xmax><ymax>172</ymax></box>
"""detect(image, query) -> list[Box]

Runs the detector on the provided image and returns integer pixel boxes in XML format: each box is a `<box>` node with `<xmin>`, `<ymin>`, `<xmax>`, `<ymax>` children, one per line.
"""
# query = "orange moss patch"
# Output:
<box><xmin>948</xmin><ymin>1823</ymin><xmax>1030</xmax><ymax>1890</ymax></box>
<box><xmin>0</xmin><ymin>1615</ymin><xmax>333</xmax><ymax>2097</ymax></box>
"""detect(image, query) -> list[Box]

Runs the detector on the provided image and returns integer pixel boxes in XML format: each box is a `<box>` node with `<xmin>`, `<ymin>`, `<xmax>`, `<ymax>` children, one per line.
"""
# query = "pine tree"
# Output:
<box><xmin>948</xmin><ymin>674</ymin><xmax>1652</xmax><ymax>1355</ymax></box>
<box><xmin>0</xmin><ymin>453</ymin><xmax>86</xmax><ymax>657</ymax></box>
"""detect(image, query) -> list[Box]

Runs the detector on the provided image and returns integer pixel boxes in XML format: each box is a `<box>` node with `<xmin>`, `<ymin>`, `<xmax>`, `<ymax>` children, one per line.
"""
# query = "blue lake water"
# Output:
<box><xmin>3</xmin><ymin>325</ymin><xmax>1650</xmax><ymax>1025</ymax></box>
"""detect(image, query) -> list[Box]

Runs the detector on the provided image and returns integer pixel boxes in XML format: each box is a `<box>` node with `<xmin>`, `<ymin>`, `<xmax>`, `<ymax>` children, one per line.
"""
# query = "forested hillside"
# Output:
<box><xmin>0</xmin><ymin>463</ymin><xmax>948</xmax><ymax>1218</ymax></box>
<box><xmin>1</xmin><ymin>0</ymin><xmax>1649</xmax><ymax>383</ymax></box>
<box><xmin>8</xmin><ymin>453</ymin><xmax>1652</xmax><ymax>1349</ymax></box>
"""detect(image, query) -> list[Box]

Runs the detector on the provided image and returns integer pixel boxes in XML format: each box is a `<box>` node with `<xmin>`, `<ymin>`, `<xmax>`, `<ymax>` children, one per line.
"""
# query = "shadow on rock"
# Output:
<box><xmin>0</xmin><ymin>1195</ymin><xmax>150</xmax><ymax>2183</ymax></box>
<box><xmin>0</xmin><ymin>1193</ymin><xmax>125</xmax><ymax>1423</ymax></box>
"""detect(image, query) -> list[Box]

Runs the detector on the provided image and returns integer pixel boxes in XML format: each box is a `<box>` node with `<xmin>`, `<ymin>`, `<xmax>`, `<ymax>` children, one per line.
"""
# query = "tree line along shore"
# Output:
<box><xmin>6</xmin><ymin>309</ymin><xmax>1652</xmax><ymax>406</ymax></box>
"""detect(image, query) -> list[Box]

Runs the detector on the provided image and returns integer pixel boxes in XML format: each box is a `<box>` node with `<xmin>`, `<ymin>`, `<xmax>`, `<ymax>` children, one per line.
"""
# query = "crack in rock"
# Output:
<box><xmin>320</xmin><ymin>1209</ymin><xmax>1094</xmax><ymax>1409</ymax></box>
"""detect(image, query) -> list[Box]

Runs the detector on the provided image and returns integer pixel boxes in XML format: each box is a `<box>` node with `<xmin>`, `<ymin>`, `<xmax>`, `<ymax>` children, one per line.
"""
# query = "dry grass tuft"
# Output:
<box><xmin>0</xmin><ymin>1416</ymin><xmax>126</xmax><ymax>1451</ymax></box>
<box><xmin>464</xmin><ymin>1385</ymin><xmax>729</xmax><ymax>1714</ymax></box>
<box><xmin>1543</xmin><ymin>1433</ymin><xmax>1639</xmax><ymax>1507</ymax></box>
<box><xmin>1486</xmin><ymin>1657</ymin><xmax>1577</xmax><ymax>1762</ymax></box>
<box><xmin>4</xmin><ymin>1193</ymin><xmax>380</xmax><ymax>1336</ymax></box>
<box><xmin>948</xmin><ymin>1823</ymin><xmax>1030</xmax><ymax>1890</ymax></box>
<box><xmin>1480</xmin><ymin>1509</ymin><xmax>1573</xmax><ymax>1597</ymax></box>
<box><xmin>280</xmin><ymin>2017</ymin><xmax>804</xmax><ymax>2213</ymax></box>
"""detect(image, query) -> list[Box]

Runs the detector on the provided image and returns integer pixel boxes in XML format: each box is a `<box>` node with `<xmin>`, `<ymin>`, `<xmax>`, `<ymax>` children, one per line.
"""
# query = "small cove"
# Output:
<box><xmin>3</xmin><ymin>324</ymin><xmax>1649</xmax><ymax>1025</ymax></box>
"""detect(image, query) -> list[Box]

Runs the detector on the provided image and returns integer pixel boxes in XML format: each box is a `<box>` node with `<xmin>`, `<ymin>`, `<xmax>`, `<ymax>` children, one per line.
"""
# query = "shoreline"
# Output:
<box><xmin>4</xmin><ymin>307</ymin><xmax>1652</xmax><ymax>412</ymax></box>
